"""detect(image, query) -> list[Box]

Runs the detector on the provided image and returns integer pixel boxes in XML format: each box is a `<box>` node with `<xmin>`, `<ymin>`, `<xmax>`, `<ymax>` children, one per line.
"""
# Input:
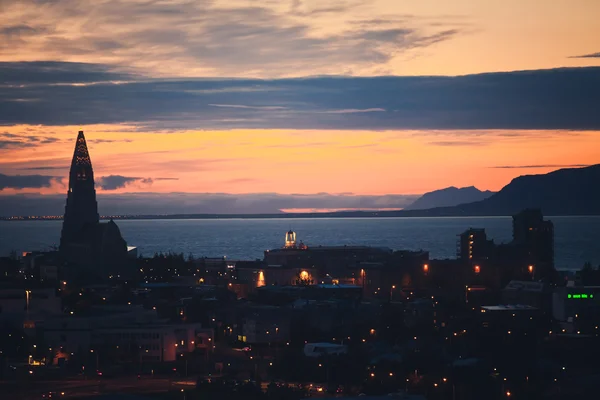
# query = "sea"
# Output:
<box><xmin>0</xmin><ymin>216</ymin><xmax>599</xmax><ymax>271</ymax></box>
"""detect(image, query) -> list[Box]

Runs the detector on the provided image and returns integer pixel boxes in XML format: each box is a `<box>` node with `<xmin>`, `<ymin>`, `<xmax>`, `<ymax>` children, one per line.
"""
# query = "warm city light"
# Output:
<box><xmin>257</xmin><ymin>271</ymin><xmax>266</xmax><ymax>288</ymax></box>
<box><xmin>1</xmin><ymin>2</ymin><xmax>597</xmax><ymax>397</ymax></box>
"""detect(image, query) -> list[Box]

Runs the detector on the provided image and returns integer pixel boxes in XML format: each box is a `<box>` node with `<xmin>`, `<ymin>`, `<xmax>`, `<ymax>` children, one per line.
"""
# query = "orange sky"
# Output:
<box><xmin>1</xmin><ymin>125</ymin><xmax>598</xmax><ymax>195</ymax></box>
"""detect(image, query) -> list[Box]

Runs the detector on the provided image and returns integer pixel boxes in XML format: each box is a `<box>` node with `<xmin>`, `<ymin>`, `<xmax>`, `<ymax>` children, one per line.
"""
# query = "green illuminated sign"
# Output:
<box><xmin>567</xmin><ymin>293</ymin><xmax>594</xmax><ymax>299</ymax></box>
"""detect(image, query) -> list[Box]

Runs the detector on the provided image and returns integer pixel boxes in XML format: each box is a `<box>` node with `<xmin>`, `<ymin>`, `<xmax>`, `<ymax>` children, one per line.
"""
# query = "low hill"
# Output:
<box><xmin>404</xmin><ymin>186</ymin><xmax>494</xmax><ymax>210</ymax></box>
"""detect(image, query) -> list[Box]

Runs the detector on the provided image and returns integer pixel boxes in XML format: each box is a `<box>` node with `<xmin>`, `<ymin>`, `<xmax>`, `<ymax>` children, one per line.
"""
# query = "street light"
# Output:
<box><xmin>90</xmin><ymin>349</ymin><xmax>98</xmax><ymax>370</ymax></box>
<box><xmin>25</xmin><ymin>290</ymin><xmax>31</xmax><ymax>313</ymax></box>
<box><xmin>390</xmin><ymin>285</ymin><xmax>396</xmax><ymax>301</ymax></box>
<box><xmin>528</xmin><ymin>265</ymin><xmax>534</xmax><ymax>280</ymax></box>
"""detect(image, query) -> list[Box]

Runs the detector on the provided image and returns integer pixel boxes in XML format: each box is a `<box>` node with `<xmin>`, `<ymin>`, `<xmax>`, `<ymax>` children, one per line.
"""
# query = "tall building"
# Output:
<box><xmin>512</xmin><ymin>209</ymin><xmax>554</xmax><ymax>269</ymax></box>
<box><xmin>60</xmin><ymin>131</ymin><xmax>99</xmax><ymax>250</ymax></box>
<box><xmin>59</xmin><ymin>131</ymin><xmax>128</xmax><ymax>275</ymax></box>
<box><xmin>457</xmin><ymin>228</ymin><xmax>493</xmax><ymax>262</ymax></box>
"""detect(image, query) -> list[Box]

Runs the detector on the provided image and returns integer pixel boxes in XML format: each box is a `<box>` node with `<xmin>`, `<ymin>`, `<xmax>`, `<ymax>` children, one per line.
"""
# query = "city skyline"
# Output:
<box><xmin>1</xmin><ymin>0</ymin><xmax>600</xmax><ymax>213</ymax></box>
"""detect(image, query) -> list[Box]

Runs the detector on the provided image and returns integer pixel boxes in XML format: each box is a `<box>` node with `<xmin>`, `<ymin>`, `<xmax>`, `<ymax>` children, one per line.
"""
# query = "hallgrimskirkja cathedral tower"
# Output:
<box><xmin>60</xmin><ymin>131</ymin><xmax>128</xmax><ymax>273</ymax></box>
<box><xmin>60</xmin><ymin>130</ymin><xmax>100</xmax><ymax>249</ymax></box>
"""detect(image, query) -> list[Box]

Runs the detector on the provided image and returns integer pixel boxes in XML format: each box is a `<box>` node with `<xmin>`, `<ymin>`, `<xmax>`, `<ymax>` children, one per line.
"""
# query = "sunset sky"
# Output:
<box><xmin>1</xmin><ymin>0</ymin><xmax>599</xmax><ymax>214</ymax></box>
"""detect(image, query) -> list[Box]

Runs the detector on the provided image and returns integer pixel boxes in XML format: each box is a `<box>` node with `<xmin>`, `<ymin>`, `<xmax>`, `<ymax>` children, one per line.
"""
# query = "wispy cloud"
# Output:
<box><xmin>570</xmin><ymin>52</ymin><xmax>600</xmax><ymax>58</ymax></box>
<box><xmin>0</xmin><ymin>0</ymin><xmax>464</xmax><ymax>78</ymax></box>
<box><xmin>0</xmin><ymin>132</ymin><xmax>64</xmax><ymax>149</ymax></box>
<box><xmin>22</xmin><ymin>166</ymin><xmax>70</xmax><ymax>171</ymax></box>
<box><xmin>318</xmin><ymin>108</ymin><xmax>386</xmax><ymax>114</ymax></box>
<box><xmin>209</xmin><ymin>104</ymin><xmax>288</xmax><ymax>110</ymax></box>
<box><xmin>490</xmin><ymin>164</ymin><xmax>592</xmax><ymax>169</ymax></box>
<box><xmin>429</xmin><ymin>140</ymin><xmax>486</xmax><ymax>147</ymax></box>
<box><xmin>88</xmin><ymin>138</ymin><xmax>133</xmax><ymax>144</ymax></box>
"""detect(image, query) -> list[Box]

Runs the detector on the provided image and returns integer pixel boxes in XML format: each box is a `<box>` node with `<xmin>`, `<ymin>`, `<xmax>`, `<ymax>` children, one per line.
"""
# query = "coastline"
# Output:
<box><xmin>2</xmin><ymin>211</ymin><xmax>599</xmax><ymax>221</ymax></box>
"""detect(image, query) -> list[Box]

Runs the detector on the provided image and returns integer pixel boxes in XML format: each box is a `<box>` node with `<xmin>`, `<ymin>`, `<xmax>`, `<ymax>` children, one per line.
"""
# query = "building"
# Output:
<box><xmin>502</xmin><ymin>280</ymin><xmax>552</xmax><ymax>312</ymax></box>
<box><xmin>512</xmin><ymin>209</ymin><xmax>554</xmax><ymax>270</ymax></box>
<box><xmin>303</xmin><ymin>342</ymin><xmax>348</xmax><ymax>357</ymax></box>
<box><xmin>239</xmin><ymin>305</ymin><xmax>291</xmax><ymax>345</ymax></box>
<box><xmin>236</xmin><ymin>263</ymin><xmax>318</xmax><ymax>290</ymax></box>
<box><xmin>457</xmin><ymin>228</ymin><xmax>494</xmax><ymax>262</ymax></box>
<box><xmin>553</xmin><ymin>284</ymin><xmax>600</xmax><ymax>333</ymax></box>
<box><xmin>43</xmin><ymin>305</ymin><xmax>213</xmax><ymax>364</ymax></box>
<box><xmin>60</xmin><ymin>131</ymin><xmax>100</xmax><ymax>249</ymax></box>
<box><xmin>59</xmin><ymin>131</ymin><xmax>128</xmax><ymax>275</ymax></box>
<box><xmin>0</xmin><ymin>287</ymin><xmax>62</xmax><ymax>331</ymax></box>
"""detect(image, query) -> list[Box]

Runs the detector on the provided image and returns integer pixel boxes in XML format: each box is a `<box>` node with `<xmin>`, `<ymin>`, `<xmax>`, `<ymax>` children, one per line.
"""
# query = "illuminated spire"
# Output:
<box><xmin>73</xmin><ymin>130</ymin><xmax>92</xmax><ymax>167</ymax></box>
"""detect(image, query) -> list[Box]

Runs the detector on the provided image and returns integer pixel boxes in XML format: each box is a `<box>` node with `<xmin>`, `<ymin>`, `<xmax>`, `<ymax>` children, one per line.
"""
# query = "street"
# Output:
<box><xmin>0</xmin><ymin>376</ymin><xmax>196</xmax><ymax>400</ymax></box>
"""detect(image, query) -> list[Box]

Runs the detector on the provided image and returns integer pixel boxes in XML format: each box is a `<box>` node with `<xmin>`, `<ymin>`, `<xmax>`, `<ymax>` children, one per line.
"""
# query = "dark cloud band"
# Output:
<box><xmin>0</xmin><ymin>173</ymin><xmax>60</xmax><ymax>189</ymax></box>
<box><xmin>1</xmin><ymin>62</ymin><xmax>600</xmax><ymax>130</ymax></box>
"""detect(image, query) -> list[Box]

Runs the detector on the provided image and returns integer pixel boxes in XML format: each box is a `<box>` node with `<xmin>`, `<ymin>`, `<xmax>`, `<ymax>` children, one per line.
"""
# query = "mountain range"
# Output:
<box><xmin>396</xmin><ymin>164</ymin><xmax>600</xmax><ymax>216</ymax></box>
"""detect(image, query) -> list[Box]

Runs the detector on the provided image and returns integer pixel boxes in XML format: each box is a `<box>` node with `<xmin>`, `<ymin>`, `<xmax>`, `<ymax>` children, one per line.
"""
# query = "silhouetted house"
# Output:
<box><xmin>59</xmin><ymin>131</ymin><xmax>128</xmax><ymax>276</ymax></box>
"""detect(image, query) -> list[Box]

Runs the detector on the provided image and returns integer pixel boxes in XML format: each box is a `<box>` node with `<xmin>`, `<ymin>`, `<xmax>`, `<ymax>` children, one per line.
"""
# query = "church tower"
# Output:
<box><xmin>59</xmin><ymin>131</ymin><xmax>100</xmax><ymax>252</ymax></box>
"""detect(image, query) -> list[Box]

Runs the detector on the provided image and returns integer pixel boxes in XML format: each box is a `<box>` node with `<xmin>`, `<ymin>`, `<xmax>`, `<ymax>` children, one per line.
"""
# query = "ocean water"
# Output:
<box><xmin>0</xmin><ymin>216</ymin><xmax>599</xmax><ymax>270</ymax></box>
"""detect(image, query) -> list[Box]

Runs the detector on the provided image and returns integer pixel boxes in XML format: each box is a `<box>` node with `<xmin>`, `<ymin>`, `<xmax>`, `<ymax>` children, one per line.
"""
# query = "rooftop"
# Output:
<box><xmin>481</xmin><ymin>304</ymin><xmax>538</xmax><ymax>311</ymax></box>
<box><xmin>305</xmin><ymin>342</ymin><xmax>347</xmax><ymax>348</ymax></box>
<box><xmin>315</xmin><ymin>284</ymin><xmax>362</xmax><ymax>290</ymax></box>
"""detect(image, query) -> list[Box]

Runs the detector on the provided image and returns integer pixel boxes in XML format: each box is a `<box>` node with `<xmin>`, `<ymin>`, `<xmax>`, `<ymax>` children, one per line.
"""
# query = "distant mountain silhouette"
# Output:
<box><xmin>404</xmin><ymin>186</ymin><xmax>494</xmax><ymax>210</ymax></box>
<box><xmin>398</xmin><ymin>164</ymin><xmax>600</xmax><ymax>216</ymax></box>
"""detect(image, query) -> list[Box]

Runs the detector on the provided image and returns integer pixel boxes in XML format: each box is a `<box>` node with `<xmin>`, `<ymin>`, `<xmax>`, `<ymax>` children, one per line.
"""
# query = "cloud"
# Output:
<box><xmin>318</xmin><ymin>108</ymin><xmax>386</xmax><ymax>114</ymax></box>
<box><xmin>0</xmin><ymin>61</ymin><xmax>137</xmax><ymax>85</ymax></box>
<box><xmin>490</xmin><ymin>164</ymin><xmax>592</xmax><ymax>169</ymax></box>
<box><xmin>1</xmin><ymin>63</ymin><xmax>600</xmax><ymax>130</ymax></box>
<box><xmin>429</xmin><ymin>140</ymin><xmax>486</xmax><ymax>146</ymax></box>
<box><xmin>95</xmin><ymin>175</ymin><xmax>178</xmax><ymax>190</ymax></box>
<box><xmin>209</xmin><ymin>104</ymin><xmax>288</xmax><ymax>110</ymax></box>
<box><xmin>570</xmin><ymin>52</ymin><xmax>600</xmax><ymax>58</ymax></box>
<box><xmin>88</xmin><ymin>139</ymin><xmax>133</xmax><ymax>144</ymax></box>
<box><xmin>0</xmin><ymin>173</ymin><xmax>60</xmax><ymax>189</ymax></box>
<box><xmin>0</xmin><ymin>140</ymin><xmax>37</xmax><ymax>149</ymax></box>
<box><xmin>0</xmin><ymin>132</ymin><xmax>64</xmax><ymax>149</ymax></box>
<box><xmin>0</xmin><ymin>192</ymin><xmax>419</xmax><ymax>216</ymax></box>
<box><xmin>0</xmin><ymin>0</ymin><xmax>464</xmax><ymax>78</ymax></box>
<box><xmin>96</xmin><ymin>175</ymin><xmax>151</xmax><ymax>190</ymax></box>
<box><xmin>22</xmin><ymin>166</ymin><xmax>70</xmax><ymax>171</ymax></box>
